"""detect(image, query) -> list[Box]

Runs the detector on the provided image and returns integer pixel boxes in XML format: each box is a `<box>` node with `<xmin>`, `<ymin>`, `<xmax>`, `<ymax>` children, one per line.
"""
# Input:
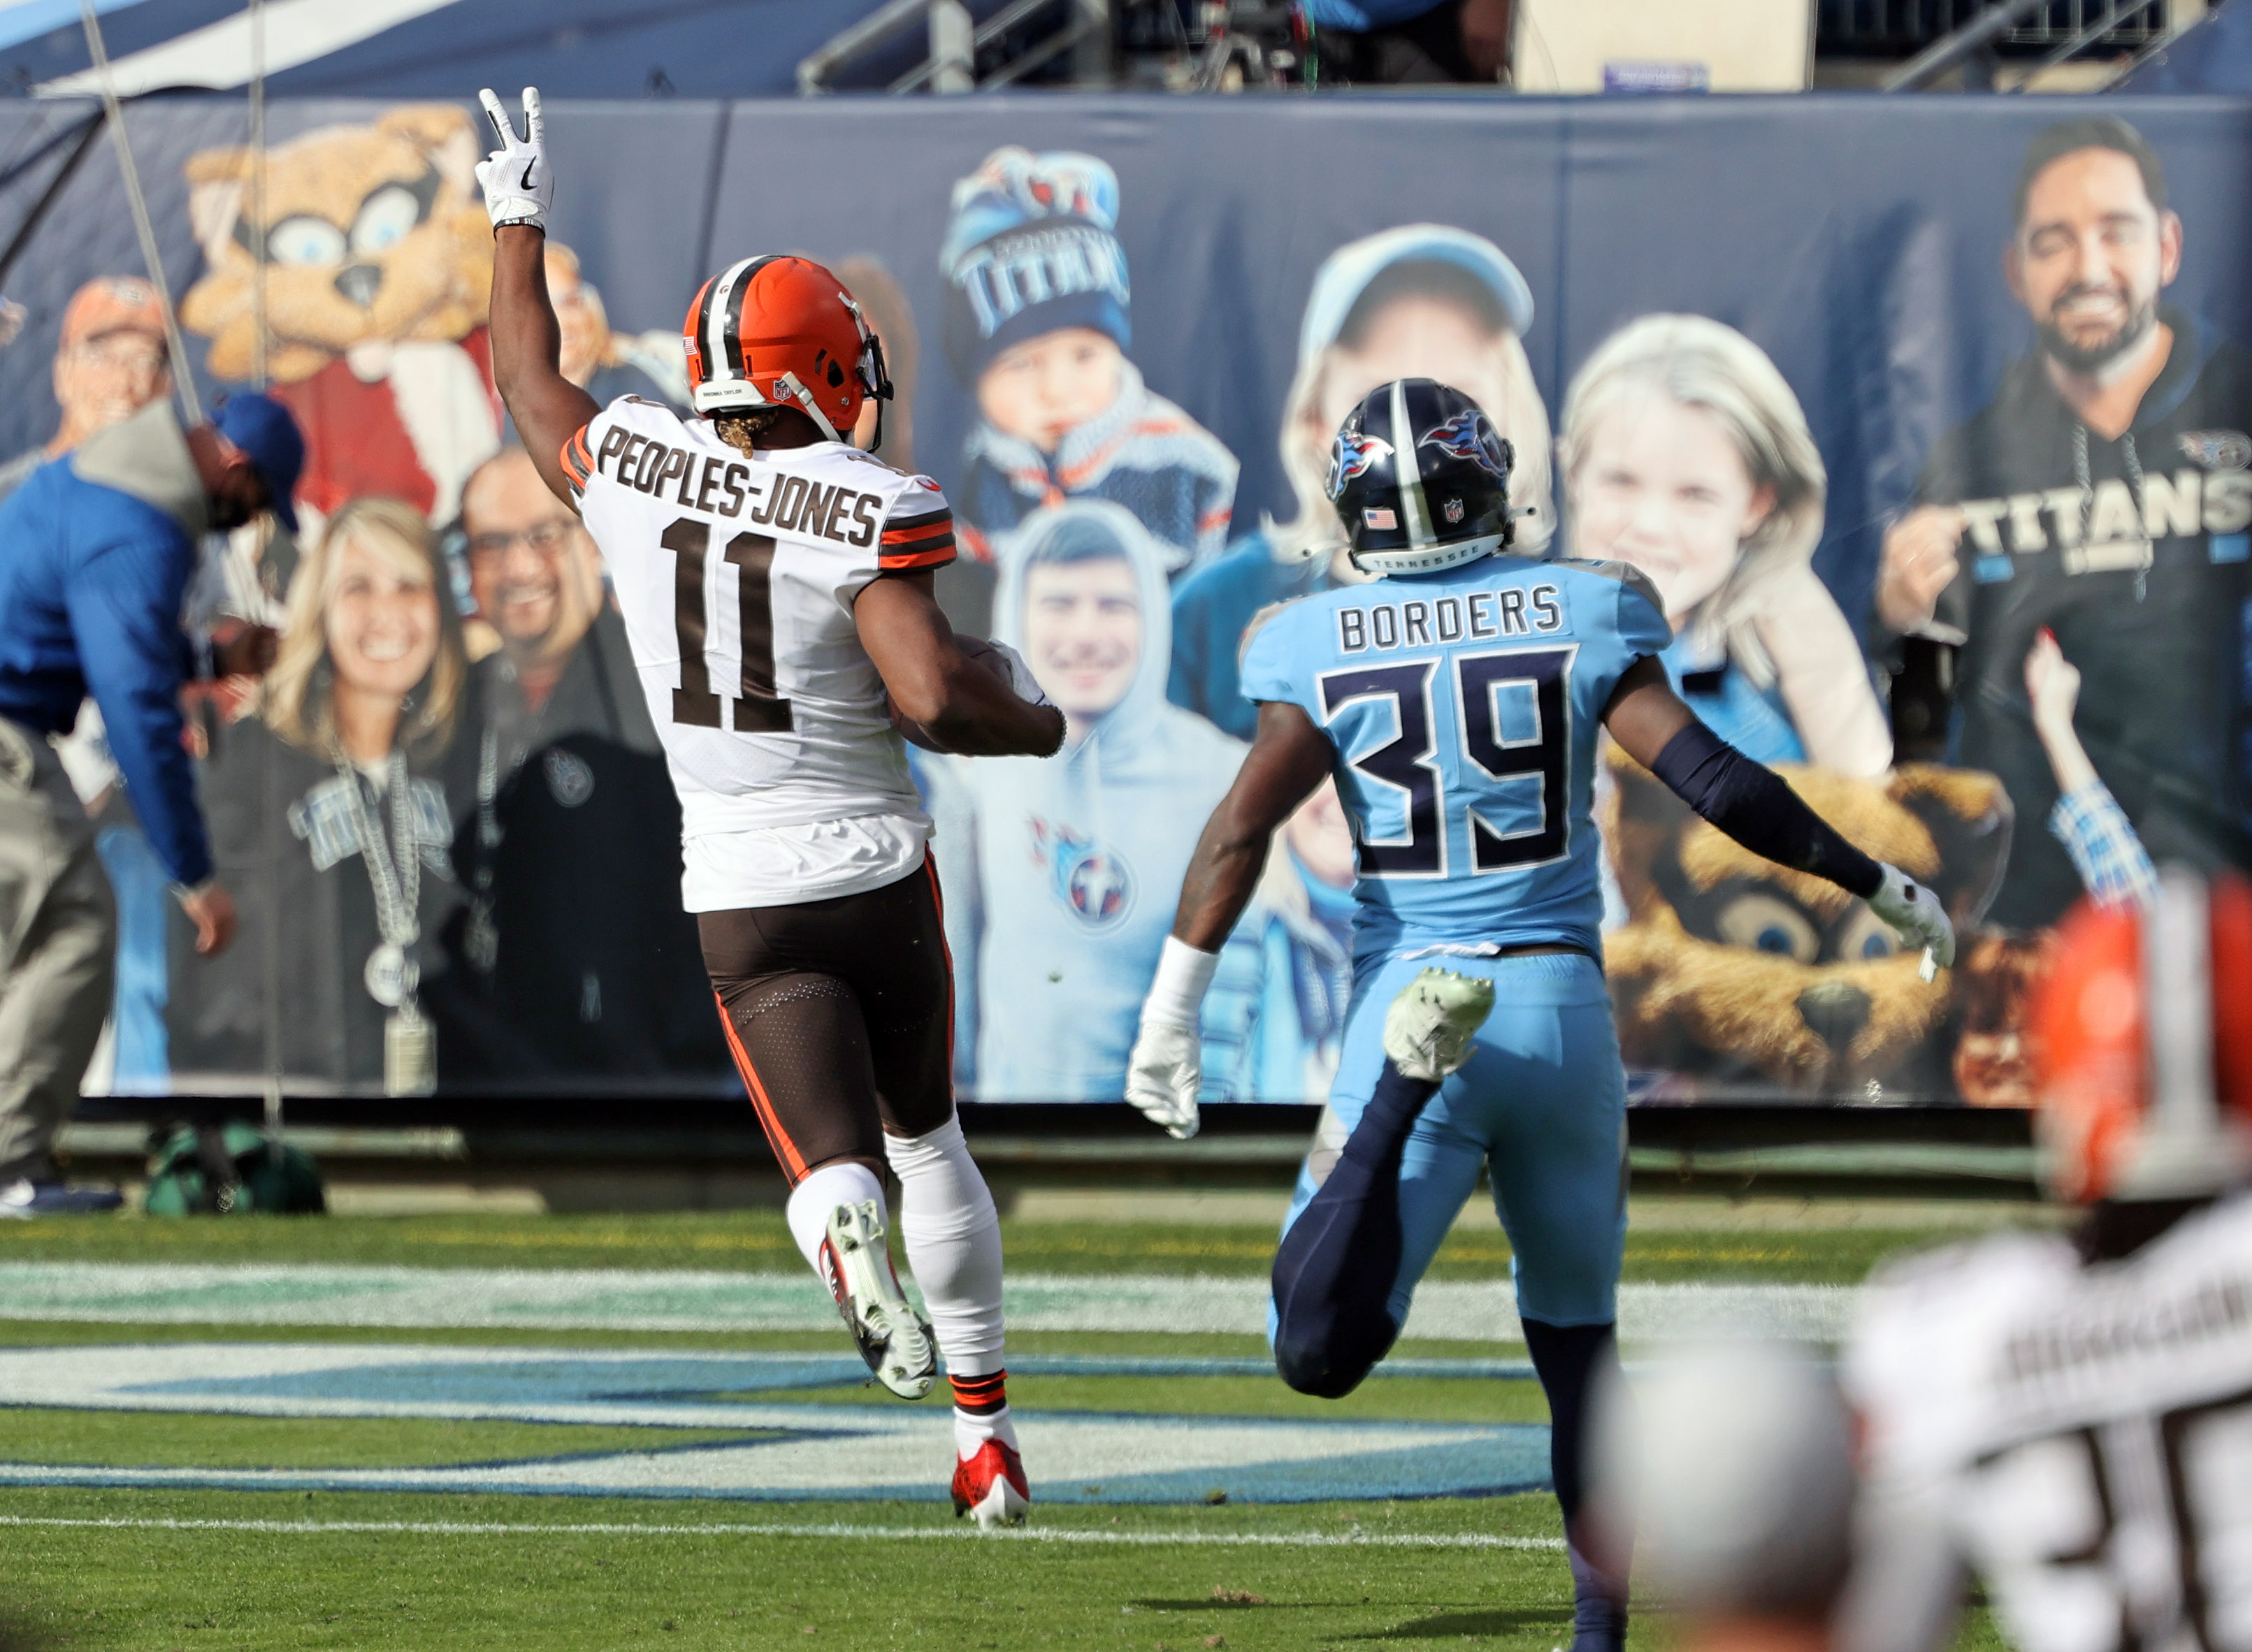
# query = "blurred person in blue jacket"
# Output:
<box><xmin>920</xmin><ymin>500</ymin><xmax>1258</xmax><ymax>1101</ymax></box>
<box><xmin>1169</xmin><ymin>224</ymin><xmax>1554</xmax><ymax>742</ymax></box>
<box><xmin>0</xmin><ymin>279</ymin><xmax>185</xmax><ymax>1094</ymax></box>
<box><xmin>0</xmin><ymin>389</ymin><xmax>301</xmax><ymax>1214</ymax></box>
<box><xmin>941</xmin><ymin>147</ymin><xmax>1237</xmax><ymax>579</ymax></box>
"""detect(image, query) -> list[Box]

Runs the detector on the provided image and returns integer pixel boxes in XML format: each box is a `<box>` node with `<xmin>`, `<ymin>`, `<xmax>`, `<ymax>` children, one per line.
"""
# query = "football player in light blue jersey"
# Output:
<box><xmin>1125</xmin><ymin>379</ymin><xmax>1956</xmax><ymax>1652</ymax></box>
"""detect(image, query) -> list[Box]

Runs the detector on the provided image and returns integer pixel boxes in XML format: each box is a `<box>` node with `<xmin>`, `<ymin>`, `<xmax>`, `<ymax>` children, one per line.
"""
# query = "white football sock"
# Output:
<box><xmin>953</xmin><ymin>1400</ymin><xmax>1019</xmax><ymax>1461</ymax></box>
<box><xmin>784</xmin><ymin>1160</ymin><xmax>887</xmax><ymax>1289</ymax></box>
<box><xmin>883</xmin><ymin>1117</ymin><xmax>1006</xmax><ymax>1379</ymax></box>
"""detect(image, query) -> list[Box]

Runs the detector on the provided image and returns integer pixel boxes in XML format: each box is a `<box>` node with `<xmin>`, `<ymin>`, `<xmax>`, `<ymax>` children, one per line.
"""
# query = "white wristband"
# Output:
<box><xmin>1144</xmin><ymin>935</ymin><xmax>1219</xmax><ymax>1029</ymax></box>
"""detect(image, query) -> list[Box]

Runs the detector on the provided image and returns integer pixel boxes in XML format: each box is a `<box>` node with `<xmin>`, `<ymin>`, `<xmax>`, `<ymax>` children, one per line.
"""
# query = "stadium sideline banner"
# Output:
<box><xmin>3</xmin><ymin>93</ymin><xmax>2244</xmax><ymax>1106</ymax></box>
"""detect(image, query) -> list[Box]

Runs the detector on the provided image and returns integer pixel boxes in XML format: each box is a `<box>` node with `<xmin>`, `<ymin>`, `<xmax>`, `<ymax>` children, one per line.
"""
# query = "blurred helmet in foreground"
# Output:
<box><xmin>1588</xmin><ymin>1341</ymin><xmax>1855</xmax><ymax>1625</ymax></box>
<box><xmin>2033</xmin><ymin>867</ymin><xmax>2252</xmax><ymax>1203</ymax></box>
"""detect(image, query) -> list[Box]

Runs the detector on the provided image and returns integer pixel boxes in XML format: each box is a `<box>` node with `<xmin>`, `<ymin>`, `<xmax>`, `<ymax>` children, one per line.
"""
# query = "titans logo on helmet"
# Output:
<box><xmin>1419</xmin><ymin>409</ymin><xmax>1509</xmax><ymax>480</ymax></box>
<box><xmin>1327</xmin><ymin>430</ymin><xmax>1394</xmax><ymax>499</ymax></box>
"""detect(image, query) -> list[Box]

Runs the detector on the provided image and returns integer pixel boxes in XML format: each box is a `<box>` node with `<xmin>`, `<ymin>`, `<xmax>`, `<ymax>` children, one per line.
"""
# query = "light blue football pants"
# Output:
<box><xmin>1276</xmin><ymin>948</ymin><xmax>1628</xmax><ymax>1333</ymax></box>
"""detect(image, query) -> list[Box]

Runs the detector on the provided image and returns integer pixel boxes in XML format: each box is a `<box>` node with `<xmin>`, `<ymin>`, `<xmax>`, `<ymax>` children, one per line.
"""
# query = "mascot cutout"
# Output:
<box><xmin>1603</xmin><ymin>750</ymin><xmax>2012</xmax><ymax>1100</ymax></box>
<box><xmin>181</xmin><ymin>105</ymin><xmax>501</xmax><ymax>537</ymax></box>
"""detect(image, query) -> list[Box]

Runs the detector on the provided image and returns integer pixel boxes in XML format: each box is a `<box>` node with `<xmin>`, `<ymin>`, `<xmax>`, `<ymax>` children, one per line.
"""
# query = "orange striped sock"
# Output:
<box><xmin>950</xmin><ymin>1369</ymin><xmax>1008</xmax><ymax>1416</ymax></box>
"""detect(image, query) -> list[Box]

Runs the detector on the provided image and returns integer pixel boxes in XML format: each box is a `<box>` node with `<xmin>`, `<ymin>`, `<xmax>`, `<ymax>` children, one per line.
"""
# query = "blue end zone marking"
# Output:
<box><xmin>121</xmin><ymin>1352</ymin><xmax>1540</xmax><ymax>1408</ymax></box>
<box><xmin>0</xmin><ymin>1421</ymin><xmax>1552</xmax><ymax>1506</ymax></box>
<box><xmin>0</xmin><ymin>1345</ymin><xmax>1555</xmax><ymax>1505</ymax></box>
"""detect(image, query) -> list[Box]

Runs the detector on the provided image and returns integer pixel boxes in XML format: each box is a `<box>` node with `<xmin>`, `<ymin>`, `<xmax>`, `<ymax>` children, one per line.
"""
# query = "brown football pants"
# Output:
<box><xmin>700</xmin><ymin>857</ymin><xmax>955</xmax><ymax>1184</ymax></box>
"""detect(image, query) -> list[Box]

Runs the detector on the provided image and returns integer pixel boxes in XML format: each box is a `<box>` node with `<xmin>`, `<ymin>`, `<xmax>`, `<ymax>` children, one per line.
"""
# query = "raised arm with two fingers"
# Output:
<box><xmin>476</xmin><ymin>86</ymin><xmax>596</xmax><ymax>509</ymax></box>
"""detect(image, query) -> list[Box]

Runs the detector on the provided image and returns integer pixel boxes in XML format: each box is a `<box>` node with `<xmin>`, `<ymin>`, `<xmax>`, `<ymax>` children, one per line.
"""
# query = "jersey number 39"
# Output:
<box><xmin>1318</xmin><ymin>645</ymin><xmax>1575</xmax><ymax>878</ymax></box>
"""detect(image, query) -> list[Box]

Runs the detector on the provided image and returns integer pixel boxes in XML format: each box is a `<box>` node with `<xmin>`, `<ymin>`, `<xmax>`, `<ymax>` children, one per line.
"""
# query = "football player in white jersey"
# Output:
<box><xmin>1841</xmin><ymin>867</ymin><xmax>2252</xmax><ymax>1652</ymax></box>
<box><xmin>475</xmin><ymin>88</ymin><xmax>1065</xmax><ymax>1527</ymax></box>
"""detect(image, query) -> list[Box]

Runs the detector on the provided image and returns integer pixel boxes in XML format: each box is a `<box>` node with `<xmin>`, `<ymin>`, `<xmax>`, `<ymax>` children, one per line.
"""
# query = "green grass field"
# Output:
<box><xmin>0</xmin><ymin>1201</ymin><xmax>2030</xmax><ymax>1650</ymax></box>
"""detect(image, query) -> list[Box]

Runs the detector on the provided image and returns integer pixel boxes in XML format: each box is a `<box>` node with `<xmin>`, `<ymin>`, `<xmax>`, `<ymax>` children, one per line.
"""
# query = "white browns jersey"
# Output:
<box><xmin>561</xmin><ymin>397</ymin><xmax>955</xmax><ymax>891</ymax></box>
<box><xmin>1842</xmin><ymin>1194</ymin><xmax>2252</xmax><ymax>1652</ymax></box>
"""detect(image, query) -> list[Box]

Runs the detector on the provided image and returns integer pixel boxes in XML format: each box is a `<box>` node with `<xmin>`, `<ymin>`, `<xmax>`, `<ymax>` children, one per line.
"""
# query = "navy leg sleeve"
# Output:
<box><xmin>1270</xmin><ymin>1059</ymin><xmax>1439</xmax><ymax>1398</ymax></box>
<box><xmin>1524</xmin><ymin>1317</ymin><xmax>1630</xmax><ymax>1652</ymax></box>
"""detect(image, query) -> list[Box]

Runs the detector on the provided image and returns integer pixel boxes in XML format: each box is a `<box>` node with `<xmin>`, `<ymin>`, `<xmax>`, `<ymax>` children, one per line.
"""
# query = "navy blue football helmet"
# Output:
<box><xmin>1326</xmin><ymin>378</ymin><xmax>1514</xmax><ymax>575</ymax></box>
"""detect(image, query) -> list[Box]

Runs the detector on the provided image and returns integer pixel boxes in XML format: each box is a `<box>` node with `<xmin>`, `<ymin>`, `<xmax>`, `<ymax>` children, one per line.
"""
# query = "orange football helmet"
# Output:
<box><xmin>2033</xmin><ymin>869</ymin><xmax>2252</xmax><ymax>1202</ymax></box>
<box><xmin>683</xmin><ymin>254</ymin><xmax>891</xmax><ymax>442</ymax></box>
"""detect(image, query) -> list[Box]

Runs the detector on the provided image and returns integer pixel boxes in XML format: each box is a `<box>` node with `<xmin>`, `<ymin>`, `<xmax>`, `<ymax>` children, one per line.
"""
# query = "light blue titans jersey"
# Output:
<box><xmin>1239</xmin><ymin>556</ymin><xmax>1671</xmax><ymax>961</ymax></box>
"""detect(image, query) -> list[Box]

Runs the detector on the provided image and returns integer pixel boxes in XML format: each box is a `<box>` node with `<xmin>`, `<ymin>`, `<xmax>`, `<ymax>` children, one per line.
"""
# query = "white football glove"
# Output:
<box><xmin>476</xmin><ymin>87</ymin><xmax>551</xmax><ymax>231</ymax></box>
<box><xmin>981</xmin><ymin>638</ymin><xmax>1054</xmax><ymax>709</ymax></box>
<box><xmin>1125</xmin><ymin>1017</ymin><xmax>1201</xmax><ymax>1140</ymax></box>
<box><xmin>1869</xmin><ymin>862</ymin><xmax>1956</xmax><ymax>971</ymax></box>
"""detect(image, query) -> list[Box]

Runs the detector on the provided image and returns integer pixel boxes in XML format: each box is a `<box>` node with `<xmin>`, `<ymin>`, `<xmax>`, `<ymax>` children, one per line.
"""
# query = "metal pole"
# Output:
<box><xmin>249</xmin><ymin>0</ymin><xmax>266</xmax><ymax>393</ymax></box>
<box><xmin>77</xmin><ymin>0</ymin><xmax>201</xmax><ymax>422</ymax></box>
<box><xmin>1073</xmin><ymin>0</ymin><xmax>1112</xmax><ymax>87</ymax></box>
<box><xmin>1879</xmin><ymin>0</ymin><xmax>2051</xmax><ymax>89</ymax></box>
<box><xmin>799</xmin><ymin>0</ymin><xmax>933</xmax><ymax>94</ymax></box>
<box><xmin>247</xmin><ymin>0</ymin><xmax>284</xmax><ymax>1171</ymax></box>
<box><xmin>930</xmin><ymin>0</ymin><xmax>974</xmax><ymax>92</ymax></box>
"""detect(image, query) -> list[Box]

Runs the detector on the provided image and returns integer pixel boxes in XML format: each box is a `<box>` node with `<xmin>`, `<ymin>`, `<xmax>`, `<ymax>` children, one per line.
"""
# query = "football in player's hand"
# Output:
<box><xmin>889</xmin><ymin>634</ymin><xmax>1011</xmax><ymax>753</ymax></box>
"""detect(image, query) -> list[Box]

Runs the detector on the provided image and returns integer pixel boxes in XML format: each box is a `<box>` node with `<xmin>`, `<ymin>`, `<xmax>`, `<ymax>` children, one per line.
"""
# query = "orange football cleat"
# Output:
<box><xmin>951</xmin><ymin>1439</ymin><xmax>1030</xmax><ymax>1530</ymax></box>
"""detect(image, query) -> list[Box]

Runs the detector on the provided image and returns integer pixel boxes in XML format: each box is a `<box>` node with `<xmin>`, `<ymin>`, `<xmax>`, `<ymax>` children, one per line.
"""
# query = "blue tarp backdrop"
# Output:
<box><xmin>1</xmin><ymin>93</ymin><xmax>2242</xmax><ymax>1102</ymax></box>
<box><xmin>3</xmin><ymin>96</ymin><xmax>2249</xmax><ymax>611</ymax></box>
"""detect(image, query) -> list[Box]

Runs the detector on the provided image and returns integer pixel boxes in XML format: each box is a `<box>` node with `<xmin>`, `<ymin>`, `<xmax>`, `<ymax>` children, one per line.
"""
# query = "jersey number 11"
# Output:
<box><xmin>663</xmin><ymin>516</ymin><xmax>793</xmax><ymax>733</ymax></box>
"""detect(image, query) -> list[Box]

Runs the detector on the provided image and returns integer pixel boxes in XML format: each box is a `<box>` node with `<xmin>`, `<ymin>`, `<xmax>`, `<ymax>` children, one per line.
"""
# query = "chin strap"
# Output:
<box><xmin>771</xmin><ymin>371</ymin><xmax>842</xmax><ymax>443</ymax></box>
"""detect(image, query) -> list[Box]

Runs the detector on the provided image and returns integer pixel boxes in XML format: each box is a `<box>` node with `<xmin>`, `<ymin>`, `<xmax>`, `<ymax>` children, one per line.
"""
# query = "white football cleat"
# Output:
<box><xmin>951</xmin><ymin>1439</ymin><xmax>1030</xmax><ymax>1529</ymax></box>
<box><xmin>824</xmin><ymin>1200</ymin><xmax>935</xmax><ymax>1400</ymax></box>
<box><xmin>1381</xmin><ymin>966</ymin><xmax>1496</xmax><ymax>1082</ymax></box>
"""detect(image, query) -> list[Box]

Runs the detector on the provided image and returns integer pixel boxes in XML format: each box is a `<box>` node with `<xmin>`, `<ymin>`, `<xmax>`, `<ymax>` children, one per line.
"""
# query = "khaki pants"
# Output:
<box><xmin>0</xmin><ymin>718</ymin><xmax>115</xmax><ymax>1183</ymax></box>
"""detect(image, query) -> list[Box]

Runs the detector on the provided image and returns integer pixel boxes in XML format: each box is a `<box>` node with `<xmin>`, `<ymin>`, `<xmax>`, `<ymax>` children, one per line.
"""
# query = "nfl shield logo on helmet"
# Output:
<box><xmin>1419</xmin><ymin>408</ymin><xmax>1508</xmax><ymax>479</ymax></box>
<box><xmin>1327</xmin><ymin>429</ymin><xmax>1394</xmax><ymax>499</ymax></box>
<box><xmin>1443</xmin><ymin>497</ymin><xmax>1465</xmax><ymax>524</ymax></box>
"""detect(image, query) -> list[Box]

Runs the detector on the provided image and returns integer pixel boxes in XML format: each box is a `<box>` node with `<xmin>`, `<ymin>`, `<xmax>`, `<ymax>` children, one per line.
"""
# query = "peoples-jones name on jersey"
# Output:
<box><xmin>1336</xmin><ymin>584</ymin><xmax>1566</xmax><ymax>654</ymax></box>
<box><xmin>2002</xmin><ymin>1270</ymin><xmax>2252</xmax><ymax>1387</ymax></box>
<box><xmin>591</xmin><ymin>427</ymin><xmax>886</xmax><ymax>547</ymax></box>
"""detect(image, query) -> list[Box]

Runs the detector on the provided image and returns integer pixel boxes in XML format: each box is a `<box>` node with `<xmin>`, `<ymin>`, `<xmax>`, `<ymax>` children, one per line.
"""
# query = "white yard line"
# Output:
<box><xmin>0</xmin><ymin>1263</ymin><xmax>1856</xmax><ymax>1342</ymax></box>
<box><xmin>0</xmin><ymin>1514</ymin><xmax>1563</xmax><ymax>1550</ymax></box>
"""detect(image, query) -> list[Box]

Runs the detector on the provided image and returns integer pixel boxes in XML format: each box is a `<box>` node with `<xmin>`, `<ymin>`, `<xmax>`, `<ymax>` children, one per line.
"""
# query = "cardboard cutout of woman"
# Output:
<box><xmin>168</xmin><ymin>499</ymin><xmax>468</xmax><ymax>1096</ymax></box>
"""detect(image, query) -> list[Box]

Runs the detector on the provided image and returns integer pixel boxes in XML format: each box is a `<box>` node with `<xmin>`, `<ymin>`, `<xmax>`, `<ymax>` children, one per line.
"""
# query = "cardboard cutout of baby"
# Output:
<box><xmin>941</xmin><ymin>146</ymin><xmax>1236</xmax><ymax>579</ymax></box>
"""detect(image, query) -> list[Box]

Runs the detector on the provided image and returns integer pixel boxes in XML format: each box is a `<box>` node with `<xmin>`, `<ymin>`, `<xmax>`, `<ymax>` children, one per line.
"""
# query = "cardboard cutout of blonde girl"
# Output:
<box><xmin>1560</xmin><ymin>314</ymin><xmax>1891</xmax><ymax>777</ymax></box>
